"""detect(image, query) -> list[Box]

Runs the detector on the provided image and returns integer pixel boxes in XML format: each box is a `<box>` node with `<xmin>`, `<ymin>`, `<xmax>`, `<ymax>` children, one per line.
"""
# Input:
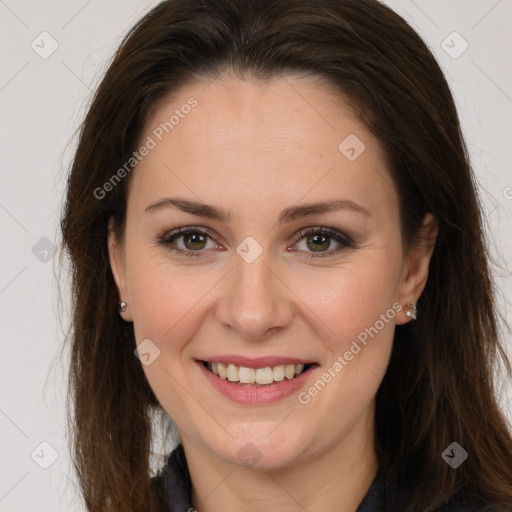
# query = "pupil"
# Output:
<box><xmin>185</xmin><ymin>232</ymin><xmax>206</xmax><ymax>250</ymax></box>
<box><xmin>308</xmin><ymin>234</ymin><xmax>329</xmax><ymax>252</ymax></box>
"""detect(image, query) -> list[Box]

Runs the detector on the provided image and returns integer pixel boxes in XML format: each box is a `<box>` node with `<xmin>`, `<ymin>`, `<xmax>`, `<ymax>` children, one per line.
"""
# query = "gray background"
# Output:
<box><xmin>0</xmin><ymin>0</ymin><xmax>511</xmax><ymax>510</ymax></box>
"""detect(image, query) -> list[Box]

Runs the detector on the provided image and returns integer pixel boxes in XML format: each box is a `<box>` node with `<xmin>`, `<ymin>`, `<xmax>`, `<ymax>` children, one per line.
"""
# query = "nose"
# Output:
<box><xmin>215</xmin><ymin>250</ymin><xmax>294</xmax><ymax>341</ymax></box>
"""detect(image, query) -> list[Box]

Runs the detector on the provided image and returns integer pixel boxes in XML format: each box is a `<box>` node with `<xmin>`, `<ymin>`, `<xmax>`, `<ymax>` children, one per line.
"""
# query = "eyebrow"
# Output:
<box><xmin>144</xmin><ymin>197</ymin><xmax>371</xmax><ymax>223</ymax></box>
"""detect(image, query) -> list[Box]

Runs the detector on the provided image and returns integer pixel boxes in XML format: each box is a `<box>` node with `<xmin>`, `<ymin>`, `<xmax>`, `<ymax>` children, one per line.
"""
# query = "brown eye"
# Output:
<box><xmin>291</xmin><ymin>227</ymin><xmax>354</xmax><ymax>258</ymax></box>
<box><xmin>181</xmin><ymin>231</ymin><xmax>208</xmax><ymax>250</ymax></box>
<box><xmin>158</xmin><ymin>227</ymin><xmax>219</xmax><ymax>257</ymax></box>
<box><xmin>305</xmin><ymin>232</ymin><xmax>332</xmax><ymax>252</ymax></box>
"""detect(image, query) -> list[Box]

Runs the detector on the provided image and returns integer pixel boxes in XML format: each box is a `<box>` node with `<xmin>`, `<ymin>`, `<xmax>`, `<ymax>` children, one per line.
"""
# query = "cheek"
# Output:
<box><xmin>293</xmin><ymin>252</ymin><xmax>401</xmax><ymax>347</ymax></box>
<box><xmin>127</xmin><ymin>253</ymin><xmax>219</xmax><ymax>342</ymax></box>
<box><xmin>290</xmin><ymin>251</ymin><xmax>400</xmax><ymax>405</ymax></box>
<box><xmin>292</xmin><ymin>261</ymin><xmax>399</xmax><ymax>446</ymax></box>
<box><xmin>126</xmin><ymin>257</ymin><xmax>215</xmax><ymax>429</ymax></box>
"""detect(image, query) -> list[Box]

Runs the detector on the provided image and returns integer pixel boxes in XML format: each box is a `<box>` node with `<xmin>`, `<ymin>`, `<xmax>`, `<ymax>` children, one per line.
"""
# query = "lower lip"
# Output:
<box><xmin>196</xmin><ymin>361</ymin><xmax>319</xmax><ymax>405</ymax></box>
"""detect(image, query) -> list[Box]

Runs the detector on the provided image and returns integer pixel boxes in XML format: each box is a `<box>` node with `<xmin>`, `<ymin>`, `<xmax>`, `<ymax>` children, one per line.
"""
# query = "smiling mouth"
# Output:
<box><xmin>201</xmin><ymin>360</ymin><xmax>318</xmax><ymax>387</ymax></box>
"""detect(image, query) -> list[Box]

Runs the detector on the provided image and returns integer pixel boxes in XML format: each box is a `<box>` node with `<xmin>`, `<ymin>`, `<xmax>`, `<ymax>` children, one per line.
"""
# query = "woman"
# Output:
<box><xmin>59</xmin><ymin>0</ymin><xmax>512</xmax><ymax>511</ymax></box>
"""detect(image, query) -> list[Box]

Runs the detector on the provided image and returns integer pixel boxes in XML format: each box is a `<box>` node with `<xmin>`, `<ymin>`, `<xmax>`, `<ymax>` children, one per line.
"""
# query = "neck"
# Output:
<box><xmin>182</xmin><ymin>406</ymin><xmax>378</xmax><ymax>512</ymax></box>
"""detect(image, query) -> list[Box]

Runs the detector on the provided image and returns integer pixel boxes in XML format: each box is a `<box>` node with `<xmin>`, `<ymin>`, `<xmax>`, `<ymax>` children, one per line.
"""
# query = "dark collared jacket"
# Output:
<box><xmin>151</xmin><ymin>444</ymin><xmax>506</xmax><ymax>512</ymax></box>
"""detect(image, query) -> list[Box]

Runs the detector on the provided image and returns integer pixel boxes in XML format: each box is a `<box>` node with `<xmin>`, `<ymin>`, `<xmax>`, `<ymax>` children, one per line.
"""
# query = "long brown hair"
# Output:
<box><xmin>59</xmin><ymin>1</ymin><xmax>512</xmax><ymax>510</ymax></box>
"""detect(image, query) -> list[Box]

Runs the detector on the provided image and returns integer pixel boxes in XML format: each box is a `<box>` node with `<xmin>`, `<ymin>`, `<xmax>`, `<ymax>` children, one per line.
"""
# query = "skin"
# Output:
<box><xmin>108</xmin><ymin>74</ymin><xmax>437</xmax><ymax>512</ymax></box>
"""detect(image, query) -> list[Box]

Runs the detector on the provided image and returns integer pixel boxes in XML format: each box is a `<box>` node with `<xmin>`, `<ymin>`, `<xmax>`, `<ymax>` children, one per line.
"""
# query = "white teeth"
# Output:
<box><xmin>284</xmin><ymin>364</ymin><xmax>295</xmax><ymax>379</ymax></box>
<box><xmin>273</xmin><ymin>365</ymin><xmax>285</xmax><ymax>381</ymax></box>
<box><xmin>217</xmin><ymin>362</ymin><xmax>227</xmax><ymax>379</ymax></box>
<box><xmin>255</xmin><ymin>367</ymin><xmax>274</xmax><ymax>385</ymax></box>
<box><xmin>239</xmin><ymin>366</ymin><xmax>256</xmax><ymax>383</ymax></box>
<box><xmin>294</xmin><ymin>363</ymin><xmax>304</xmax><ymax>376</ymax></box>
<box><xmin>206</xmin><ymin>361</ymin><xmax>309</xmax><ymax>384</ymax></box>
<box><xmin>226</xmin><ymin>363</ymin><xmax>239</xmax><ymax>382</ymax></box>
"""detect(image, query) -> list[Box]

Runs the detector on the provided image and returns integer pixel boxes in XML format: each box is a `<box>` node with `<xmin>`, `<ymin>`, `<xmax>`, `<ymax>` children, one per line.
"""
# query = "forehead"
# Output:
<box><xmin>127</xmin><ymin>75</ymin><xmax>395</xmax><ymax>221</ymax></box>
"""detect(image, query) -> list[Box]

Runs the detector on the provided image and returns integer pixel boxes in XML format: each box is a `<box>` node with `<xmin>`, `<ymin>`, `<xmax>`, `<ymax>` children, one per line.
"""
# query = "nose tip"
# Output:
<box><xmin>214</xmin><ymin>257</ymin><xmax>293</xmax><ymax>340</ymax></box>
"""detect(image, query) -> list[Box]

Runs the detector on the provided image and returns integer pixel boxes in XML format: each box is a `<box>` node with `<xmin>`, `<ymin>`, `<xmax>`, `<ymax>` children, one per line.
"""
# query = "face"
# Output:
<box><xmin>109</xmin><ymin>75</ymin><xmax>435</xmax><ymax>470</ymax></box>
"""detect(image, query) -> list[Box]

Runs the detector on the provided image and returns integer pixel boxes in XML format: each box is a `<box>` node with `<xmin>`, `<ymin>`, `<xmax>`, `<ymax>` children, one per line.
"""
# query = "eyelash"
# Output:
<box><xmin>156</xmin><ymin>226</ymin><xmax>354</xmax><ymax>259</ymax></box>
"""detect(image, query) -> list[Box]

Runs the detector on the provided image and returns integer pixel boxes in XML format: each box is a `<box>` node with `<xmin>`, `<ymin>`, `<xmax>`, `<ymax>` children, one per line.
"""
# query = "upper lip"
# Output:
<box><xmin>197</xmin><ymin>355</ymin><xmax>317</xmax><ymax>368</ymax></box>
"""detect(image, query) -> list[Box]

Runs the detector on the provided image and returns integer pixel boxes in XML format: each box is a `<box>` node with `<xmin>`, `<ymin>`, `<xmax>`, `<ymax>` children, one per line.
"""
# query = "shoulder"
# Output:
<box><xmin>373</xmin><ymin>471</ymin><xmax>508</xmax><ymax>512</ymax></box>
<box><xmin>433</xmin><ymin>501</ymin><xmax>509</xmax><ymax>512</ymax></box>
<box><xmin>151</xmin><ymin>450</ymin><xmax>509</xmax><ymax>512</ymax></box>
<box><xmin>151</xmin><ymin>444</ymin><xmax>193</xmax><ymax>512</ymax></box>
<box><xmin>430</xmin><ymin>488</ymin><xmax>508</xmax><ymax>512</ymax></box>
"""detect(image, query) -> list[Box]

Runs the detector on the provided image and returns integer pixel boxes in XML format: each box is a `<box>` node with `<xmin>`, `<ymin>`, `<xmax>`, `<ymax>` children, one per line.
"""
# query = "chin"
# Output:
<box><xmin>214</xmin><ymin>429</ymin><xmax>307</xmax><ymax>470</ymax></box>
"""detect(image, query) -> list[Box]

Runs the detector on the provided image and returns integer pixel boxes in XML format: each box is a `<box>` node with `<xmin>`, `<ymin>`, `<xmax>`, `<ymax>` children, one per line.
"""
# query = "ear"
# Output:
<box><xmin>108</xmin><ymin>216</ymin><xmax>133</xmax><ymax>322</ymax></box>
<box><xmin>396</xmin><ymin>213</ymin><xmax>438</xmax><ymax>325</ymax></box>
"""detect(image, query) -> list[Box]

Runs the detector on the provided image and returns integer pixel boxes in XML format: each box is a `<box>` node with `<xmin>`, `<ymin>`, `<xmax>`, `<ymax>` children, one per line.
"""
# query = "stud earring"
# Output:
<box><xmin>405</xmin><ymin>302</ymin><xmax>417</xmax><ymax>320</ymax></box>
<box><xmin>118</xmin><ymin>301</ymin><xmax>127</xmax><ymax>313</ymax></box>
